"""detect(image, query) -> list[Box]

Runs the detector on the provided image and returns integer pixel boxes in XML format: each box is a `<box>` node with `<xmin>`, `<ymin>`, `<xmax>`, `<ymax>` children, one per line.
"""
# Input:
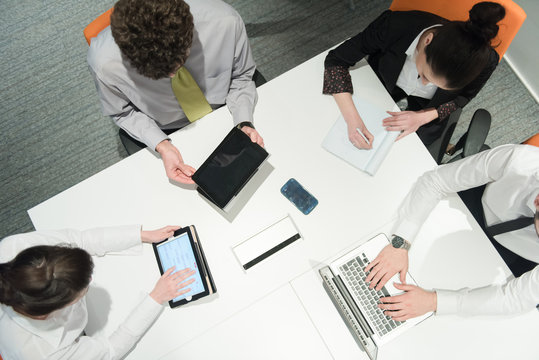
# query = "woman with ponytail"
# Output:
<box><xmin>0</xmin><ymin>226</ymin><xmax>195</xmax><ymax>359</ymax></box>
<box><xmin>323</xmin><ymin>2</ymin><xmax>506</xmax><ymax>149</ymax></box>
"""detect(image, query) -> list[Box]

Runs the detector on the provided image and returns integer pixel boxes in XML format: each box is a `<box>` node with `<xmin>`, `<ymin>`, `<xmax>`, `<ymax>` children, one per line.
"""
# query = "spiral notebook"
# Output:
<box><xmin>322</xmin><ymin>96</ymin><xmax>399</xmax><ymax>176</ymax></box>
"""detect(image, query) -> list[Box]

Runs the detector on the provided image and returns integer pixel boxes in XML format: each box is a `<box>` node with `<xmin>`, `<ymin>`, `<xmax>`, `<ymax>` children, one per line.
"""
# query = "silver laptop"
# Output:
<box><xmin>319</xmin><ymin>233</ymin><xmax>432</xmax><ymax>360</ymax></box>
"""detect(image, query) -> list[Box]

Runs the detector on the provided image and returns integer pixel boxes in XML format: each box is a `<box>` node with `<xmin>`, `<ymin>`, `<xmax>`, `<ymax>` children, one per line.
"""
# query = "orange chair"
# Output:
<box><xmin>523</xmin><ymin>133</ymin><xmax>539</xmax><ymax>147</ymax></box>
<box><xmin>389</xmin><ymin>0</ymin><xmax>526</xmax><ymax>61</ymax></box>
<box><xmin>83</xmin><ymin>8</ymin><xmax>113</xmax><ymax>45</ymax></box>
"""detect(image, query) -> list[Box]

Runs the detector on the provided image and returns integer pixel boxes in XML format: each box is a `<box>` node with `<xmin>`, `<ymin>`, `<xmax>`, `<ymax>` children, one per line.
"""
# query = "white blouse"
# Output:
<box><xmin>0</xmin><ymin>226</ymin><xmax>163</xmax><ymax>360</ymax></box>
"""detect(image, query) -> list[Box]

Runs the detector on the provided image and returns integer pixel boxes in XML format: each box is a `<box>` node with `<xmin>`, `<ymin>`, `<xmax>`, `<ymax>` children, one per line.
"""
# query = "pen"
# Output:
<box><xmin>356</xmin><ymin>128</ymin><xmax>370</xmax><ymax>145</ymax></box>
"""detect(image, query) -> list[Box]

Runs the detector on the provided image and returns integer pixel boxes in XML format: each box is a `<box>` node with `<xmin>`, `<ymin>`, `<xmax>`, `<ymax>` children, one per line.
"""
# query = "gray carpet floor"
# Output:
<box><xmin>1</xmin><ymin>0</ymin><xmax>538</xmax><ymax>239</ymax></box>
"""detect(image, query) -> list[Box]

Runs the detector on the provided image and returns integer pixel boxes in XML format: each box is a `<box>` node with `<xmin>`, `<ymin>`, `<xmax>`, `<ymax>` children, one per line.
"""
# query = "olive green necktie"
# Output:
<box><xmin>171</xmin><ymin>67</ymin><xmax>212</xmax><ymax>122</ymax></box>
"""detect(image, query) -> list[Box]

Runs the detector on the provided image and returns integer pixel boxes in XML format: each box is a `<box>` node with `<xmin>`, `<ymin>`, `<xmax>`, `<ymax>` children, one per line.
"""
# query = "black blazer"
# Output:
<box><xmin>325</xmin><ymin>10</ymin><xmax>499</xmax><ymax>144</ymax></box>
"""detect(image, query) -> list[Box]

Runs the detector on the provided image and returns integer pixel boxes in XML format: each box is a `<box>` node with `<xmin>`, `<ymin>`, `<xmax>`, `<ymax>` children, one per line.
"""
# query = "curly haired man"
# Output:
<box><xmin>88</xmin><ymin>0</ymin><xmax>263</xmax><ymax>184</ymax></box>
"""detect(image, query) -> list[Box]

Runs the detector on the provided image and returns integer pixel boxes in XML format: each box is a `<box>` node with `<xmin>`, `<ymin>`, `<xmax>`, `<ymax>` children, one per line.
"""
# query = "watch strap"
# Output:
<box><xmin>392</xmin><ymin>235</ymin><xmax>411</xmax><ymax>251</ymax></box>
<box><xmin>237</xmin><ymin>121</ymin><xmax>255</xmax><ymax>129</ymax></box>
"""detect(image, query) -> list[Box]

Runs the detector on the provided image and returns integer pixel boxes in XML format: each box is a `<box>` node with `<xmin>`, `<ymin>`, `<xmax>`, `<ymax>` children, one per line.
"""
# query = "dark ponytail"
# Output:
<box><xmin>0</xmin><ymin>263</ymin><xmax>13</xmax><ymax>305</ymax></box>
<box><xmin>0</xmin><ymin>245</ymin><xmax>94</xmax><ymax>317</ymax></box>
<box><xmin>425</xmin><ymin>1</ymin><xmax>506</xmax><ymax>90</ymax></box>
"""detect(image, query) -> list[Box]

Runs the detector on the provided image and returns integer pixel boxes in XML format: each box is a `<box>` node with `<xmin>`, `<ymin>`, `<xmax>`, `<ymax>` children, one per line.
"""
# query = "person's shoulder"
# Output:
<box><xmin>188</xmin><ymin>0</ymin><xmax>241</xmax><ymax>18</ymax></box>
<box><xmin>87</xmin><ymin>26</ymin><xmax>124</xmax><ymax>77</ymax></box>
<box><xmin>513</xmin><ymin>143</ymin><xmax>539</xmax><ymax>161</ymax></box>
<box><xmin>493</xmin><ymin>144</ymin><xmax>539</xmax><ymax>172</ymax></box>
<box><xmin>0</xmin><ymin>232</ymin><xmax>38</xmax><ymax>262</ymax></box>
<box><xmin>386</xmin><ymin>9</ymin><xmax>448</xmax><ymax>26</ymax></box>
<box><xmin>188</xmin><ymin>0</ymin><xmax>243</xmax><ymax>25</ymax></box>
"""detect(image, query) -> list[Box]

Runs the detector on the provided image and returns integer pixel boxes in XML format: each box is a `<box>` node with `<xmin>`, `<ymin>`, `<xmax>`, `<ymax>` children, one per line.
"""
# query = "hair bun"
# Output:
<box><xmin>467</xmin><ymin>1</ymin><xmax>506</xmax><ymax>42</ymax></box>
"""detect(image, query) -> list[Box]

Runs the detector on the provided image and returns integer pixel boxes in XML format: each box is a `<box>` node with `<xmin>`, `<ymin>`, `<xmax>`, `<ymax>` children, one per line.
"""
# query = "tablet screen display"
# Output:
<box><xmin>155</xmin><ymin>232</ymin><xmax>205</xmax><ymax>302</ymax></box>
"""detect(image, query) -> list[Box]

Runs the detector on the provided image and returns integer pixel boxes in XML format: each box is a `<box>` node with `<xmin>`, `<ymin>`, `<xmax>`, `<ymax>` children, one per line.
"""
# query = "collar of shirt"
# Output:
<box><xmin>396</xmin><ymin>24</ymin><xmax>442</xmax><ymax>99</ymax></box>
<box><xmin>3</xmin><ymin>297</ymin><xmax>87</xmax><ymax>349</ymax></box>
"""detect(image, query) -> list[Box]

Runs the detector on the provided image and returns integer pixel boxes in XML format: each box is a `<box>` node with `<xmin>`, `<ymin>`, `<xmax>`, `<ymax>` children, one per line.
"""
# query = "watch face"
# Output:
<box><xmin>392</xmin><ymin>236</ymin><xmax>404</xmax><ymax>248</ymax></box>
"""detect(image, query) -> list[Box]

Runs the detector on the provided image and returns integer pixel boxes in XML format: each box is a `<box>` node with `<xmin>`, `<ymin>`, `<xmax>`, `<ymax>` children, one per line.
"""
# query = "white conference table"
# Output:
<box><xmin>28</xmin><ymin>50</ymin><xmax>539</xmax><ymax>360</ymax></box>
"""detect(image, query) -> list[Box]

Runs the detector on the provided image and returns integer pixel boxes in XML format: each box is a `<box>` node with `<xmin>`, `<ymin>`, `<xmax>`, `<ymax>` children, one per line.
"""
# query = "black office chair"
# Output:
<box><xmin>426</xmin><ymin>108</ymin><xmax>462</xmax><ymax>164</ymax></box>
<box><xmin>120</xmin><ymin>69</ymin><xmax>267</xmax><ymax>155</ymax></box>
<box><xmin>252</xmin><ymin>69</ymin><xmax>267</xmax><ymax>87</ymax></box>
<box><xmin>445</xmin><ymin>109</ymin><xmax>491</xmax><ymax>163</ymax></box>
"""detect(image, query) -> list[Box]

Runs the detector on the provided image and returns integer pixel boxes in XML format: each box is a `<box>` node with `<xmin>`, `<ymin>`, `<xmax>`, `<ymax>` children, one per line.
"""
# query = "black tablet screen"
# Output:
<box><xmin>193</xmin><ymin>128</ymin><xmax>268</xmax><ymax>208</ymax></box>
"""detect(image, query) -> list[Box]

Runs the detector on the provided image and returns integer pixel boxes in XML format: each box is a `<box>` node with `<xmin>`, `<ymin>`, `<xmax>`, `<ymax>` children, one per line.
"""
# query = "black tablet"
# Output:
<box><xmin>192</xmin><ymin>127</ymin><xmax>268</xmax><ymax>209</ymax></box>
<box><xmin>152</xmin><ymin>226</ymin><xmax>215</xmax><ymax>308</ymax></box>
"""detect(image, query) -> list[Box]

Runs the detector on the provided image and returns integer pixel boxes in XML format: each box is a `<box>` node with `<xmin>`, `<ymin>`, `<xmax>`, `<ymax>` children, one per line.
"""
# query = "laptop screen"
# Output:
<box><xmin>192</xmin><ymin>127</ymin><xmax>268</xmax><ymax>209</ymax></box>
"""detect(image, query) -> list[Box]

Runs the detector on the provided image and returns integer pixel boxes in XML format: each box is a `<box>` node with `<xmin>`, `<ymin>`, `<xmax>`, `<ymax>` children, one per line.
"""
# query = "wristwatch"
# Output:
<box><xmin>237</xmin><ymin>121</ymin><xmax>255</xmax><ymax>129</ymax></box>
<box><xmin>391</xmin><ymin>235</ymin><xmax>411</xmax><ymax>251</ymax></box>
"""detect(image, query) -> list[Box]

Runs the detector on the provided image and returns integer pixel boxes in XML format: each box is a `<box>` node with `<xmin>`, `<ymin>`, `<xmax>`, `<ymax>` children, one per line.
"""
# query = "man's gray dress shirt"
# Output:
<box><xmin>87</xmin><ymin>0</ymin><xmax>257</xmax><ymax>150</ymax></box>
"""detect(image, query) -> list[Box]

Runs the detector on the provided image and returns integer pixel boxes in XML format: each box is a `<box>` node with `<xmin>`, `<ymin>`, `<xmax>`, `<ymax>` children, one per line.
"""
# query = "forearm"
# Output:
<box><xmin>418</xmin><ymin>108</ymin><xmax>438</xmax><ymax>124</ymax></box>
<box><xmin>113</xmin><ymin>109</ymin><xmax>168</xmax><ymax>151</ymax></box>
<box><xmin>333</xmin><ymin>93</ymin><xmax>361</xmax><ymax>124</ymax></box>
<box><xmin>107</xmin><ymin>294</ymin><xmax>164</xmax><ymax>359</ymax></box>
<box><xmin>394</xmin><ymin>146</ymin><xmax>515</xmax><ymax>241</ymax></box>
<box><xmin>227</xmin><ymin>78</ymin><xmax>257</xmax><ymax>126</ymax></box>
<box><xmin>226</xmin><ymin>18</ymin><xmax>257</xmax><ymax>126</ymax></box>
<box><xmin>0</xmin><ymin>226</ymin><xmax>142</xmax><ymax>260</ymax></box>
<box><xmin>436</xmin><ymin>266</ymin><xmax>539</xmax><ymax>316</ymax></box>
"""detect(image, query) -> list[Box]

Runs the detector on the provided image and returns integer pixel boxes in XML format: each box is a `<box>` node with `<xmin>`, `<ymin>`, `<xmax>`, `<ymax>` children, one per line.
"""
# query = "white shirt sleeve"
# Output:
<box><xmin>87</xmin><ymin>64</ymin><xmax>169</xmax><ymax>151</ymax></box>
<box><xmin>0</xmin><ymin>225</ymin><xmax>141</xmax><ymax>262</ymax></box>
<box><xmin>225</xmin><ymin>11</ymin><xmax>257</xmax><ymax>126</ymax></box>
<box><xmin>393</xmin><ymin>144</ymin><xmax>516</xmax><ymax>242</ymax></box>
<box><xmin>436</xmin><ymin>265</ymin><xmax>539</xmax><ymax>316</ymax></box>
<box><xmin>46</xmin><ymin>295</ymin><xmax>163</xmax><ymax>360</ymax></box>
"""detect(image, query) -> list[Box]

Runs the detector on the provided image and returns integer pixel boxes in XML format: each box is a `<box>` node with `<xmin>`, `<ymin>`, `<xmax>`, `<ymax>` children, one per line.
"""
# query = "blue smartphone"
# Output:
<box><xmin>280</xmin><ymin>178</ymin><xmax>318</xmax><ymax>215</ymax></box>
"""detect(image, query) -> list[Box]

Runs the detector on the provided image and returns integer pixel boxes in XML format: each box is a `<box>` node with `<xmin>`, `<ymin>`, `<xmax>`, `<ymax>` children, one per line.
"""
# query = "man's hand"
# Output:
<box><xmin>155</xmin><ymin>140</ymin><xmax>196</xmax><ymax>184</ymax></box>
<box><xmin>240</xmin><ymin>126</ymin><xmax>265</xmax><ymax>147</ymax></box>
<box><xmin>364</xmin><ymin>244</ymin><xmax>408</xmax><ymax>290</ymax></box>
<box><xmin>150</xmin><ymin>267</ymin><xmax>196</xmax><ymax>304</ymax></box>
<box><xmin>382</xmin><ymin>109</ymin><xmax>437</xmax><ymax>141</ymax></box>
<box><xmin>378</xmin><ymin>283</ymin><xmax>437</xmax><ymax>321</ymax></box>
<box><xmin>141</xmin><ymin>225</ymin><xmax>181</xmax><ymax>244</ymax></box>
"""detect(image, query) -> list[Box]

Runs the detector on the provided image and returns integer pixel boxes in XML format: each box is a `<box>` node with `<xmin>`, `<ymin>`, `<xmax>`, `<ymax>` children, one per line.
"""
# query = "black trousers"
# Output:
<box><xmin>458</xmin><ymin>185</ymin><xmax>537</xmax><ymax>278</ymax></box>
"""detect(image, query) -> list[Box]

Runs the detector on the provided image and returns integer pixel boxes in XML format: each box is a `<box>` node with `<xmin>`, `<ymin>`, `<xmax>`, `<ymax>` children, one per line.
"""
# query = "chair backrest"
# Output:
<box><xmin>389</xmin><ymin>0</ymin><xmax>526</xmax><ymax>61</ymax></box>
<box><xmin>83</xmin><ymin>8</ymin><xmax>113</xmax><ymax>45</ymax></box>
<box><xmin>427</xmin><ymin>107</ymin><xmax>462</xmax><ymax>164</ymax></box>
<box><xmin>523</xmin><ymin>133</ymin><xmax>539</xmax><ymax>147</ymax></box>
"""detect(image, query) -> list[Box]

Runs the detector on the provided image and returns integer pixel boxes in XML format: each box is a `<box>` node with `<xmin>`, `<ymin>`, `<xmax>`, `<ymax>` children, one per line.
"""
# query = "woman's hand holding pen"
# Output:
<box><xmin>347</xmin><ymin>118</ymin><xmax>374</xmax><ymax>149</ymax></box>
<box><xmin>332</xmin><ymin>92</ymin><xmax>374</xmax><ymax>149</ymax></box>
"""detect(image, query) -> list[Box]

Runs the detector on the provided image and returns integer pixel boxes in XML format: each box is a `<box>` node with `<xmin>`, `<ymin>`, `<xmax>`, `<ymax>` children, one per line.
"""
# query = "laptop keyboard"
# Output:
<box><xmin>339</xmin><ymin>253</ymin><xmax>405</xmax><ymax>337</ymax></box>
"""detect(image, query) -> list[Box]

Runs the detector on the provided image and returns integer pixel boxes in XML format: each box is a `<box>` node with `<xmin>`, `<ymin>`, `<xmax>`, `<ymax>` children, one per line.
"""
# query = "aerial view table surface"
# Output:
<box><xmin>28</xmin><ymin>50</ymin><xmax>539</xmax><ymax>359</ymax></box>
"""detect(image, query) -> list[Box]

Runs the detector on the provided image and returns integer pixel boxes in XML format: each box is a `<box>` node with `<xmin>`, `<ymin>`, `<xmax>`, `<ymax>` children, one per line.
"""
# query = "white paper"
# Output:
<box><xmin>322</xmin><ymin>96</ymin><xmax>399</xmax><ymax>175</ymax></box>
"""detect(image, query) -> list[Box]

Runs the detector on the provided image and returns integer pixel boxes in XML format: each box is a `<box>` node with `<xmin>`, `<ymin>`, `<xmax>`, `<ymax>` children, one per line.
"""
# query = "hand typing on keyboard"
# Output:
<box><xmin>364</xmin><ymin>244</ymin><xmax>408</xmax><ymax>290</ymax></box>
<box><xmin>378</xmin><ymin>283</ymin><xmax>437</xmax><ymax>321</ymax></box>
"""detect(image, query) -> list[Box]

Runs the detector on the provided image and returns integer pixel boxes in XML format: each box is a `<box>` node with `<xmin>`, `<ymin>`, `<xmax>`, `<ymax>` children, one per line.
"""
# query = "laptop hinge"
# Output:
<box><xmin>319</xmin><ymin>267</ymin><xmax>377</xmax><ymax>359</ymax></box>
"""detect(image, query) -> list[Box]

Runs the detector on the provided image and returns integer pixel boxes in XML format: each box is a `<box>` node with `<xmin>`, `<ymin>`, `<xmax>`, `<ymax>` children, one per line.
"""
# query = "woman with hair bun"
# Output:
<box><xmin>323</xmin><ymin>2</ymin><xmax>506</xmax><ymax>149</ymax></box>
<box><xmin>0</xmin><ymin>225</ymin><xmax>195</xmax><ymax>359</ymax></box>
